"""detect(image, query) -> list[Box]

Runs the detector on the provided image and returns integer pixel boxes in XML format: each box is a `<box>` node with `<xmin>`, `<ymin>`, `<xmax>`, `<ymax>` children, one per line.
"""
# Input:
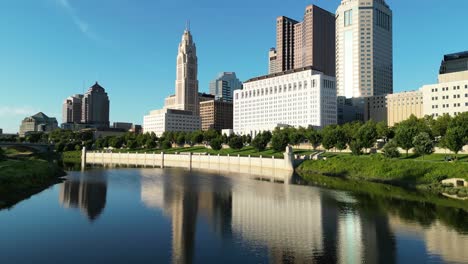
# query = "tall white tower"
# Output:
<box><xmin>336</xmin><ymin>0</ymin><xmax>393</xmax><ymax>98</ymax></box>
<box><xmin>174</xmin><ymin>25</ymin><xmax>199</xmax><ymax>115</ymax></box>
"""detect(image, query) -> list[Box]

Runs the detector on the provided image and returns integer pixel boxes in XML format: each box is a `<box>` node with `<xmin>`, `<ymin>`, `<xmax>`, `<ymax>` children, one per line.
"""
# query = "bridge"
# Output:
<box><xmin>0</xmin><ymin>142</ymin><xmax>54</xmax><ymax>153</ymax></box>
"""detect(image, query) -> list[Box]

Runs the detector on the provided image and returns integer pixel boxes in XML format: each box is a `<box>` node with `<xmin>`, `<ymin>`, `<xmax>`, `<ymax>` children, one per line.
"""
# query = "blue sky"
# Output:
<box><xmin>0</xmin><ymin>0</ymin><xmax>467</xmax><ymax>133</ymax></box>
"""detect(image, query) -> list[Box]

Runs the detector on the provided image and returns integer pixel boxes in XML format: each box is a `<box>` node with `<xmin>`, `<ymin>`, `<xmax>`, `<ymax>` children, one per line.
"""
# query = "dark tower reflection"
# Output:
<box><xmin>59</xmin><ymin>174</ymin><xmax>107</xmax><ymax>221</ymax></box>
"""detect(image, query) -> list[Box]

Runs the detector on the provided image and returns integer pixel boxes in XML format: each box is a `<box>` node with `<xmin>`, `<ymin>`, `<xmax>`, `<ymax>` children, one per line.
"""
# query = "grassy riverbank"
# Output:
<box><xmin>0</xmin><ymin>155</ymin><xmax>66</xmax><ymax>209</ymax></box>
<box><xmin>297</xmin><ymin>154</ymin><xmax>468</xmax><ymax>196</ymax></box>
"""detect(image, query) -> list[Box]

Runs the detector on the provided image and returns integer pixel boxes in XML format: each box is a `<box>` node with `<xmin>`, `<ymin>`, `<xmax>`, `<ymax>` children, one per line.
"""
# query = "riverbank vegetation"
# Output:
<box><xmin>0</xmin><ymin>149</ymin><xmax>65</xmax><ymax>209</ymax></box>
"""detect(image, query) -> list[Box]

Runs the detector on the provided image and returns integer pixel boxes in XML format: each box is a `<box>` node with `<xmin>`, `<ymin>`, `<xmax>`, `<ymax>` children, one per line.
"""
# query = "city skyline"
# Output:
<box><xmin>1</xmin><ymin>0</ymin><xmax>468</xmax><ymax>133</ymax></box>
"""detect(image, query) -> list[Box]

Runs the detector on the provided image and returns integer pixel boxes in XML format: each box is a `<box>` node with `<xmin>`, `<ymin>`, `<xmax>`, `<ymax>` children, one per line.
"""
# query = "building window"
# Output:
<box><xmin>344</xmin><ymin>10</ymin><xmax>353</xmax><ymax>27</ymax></box>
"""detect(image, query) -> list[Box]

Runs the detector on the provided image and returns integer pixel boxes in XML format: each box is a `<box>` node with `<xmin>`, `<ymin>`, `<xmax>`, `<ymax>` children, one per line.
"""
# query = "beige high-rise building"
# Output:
<box><xmin>62</xmin><ymin>94</ymin><xmax>83</xmax><ymax>124</ymax></box>
<box><xmin>273</xmin><ymin>5</ymin><xmax>335</xmax><ymax>76</ymax></box>
<box><xmin>166</xmin><ymin>27</ymin><xmax>199</xmax><ymax>115</ymax></box>
<box><xmin>336</xmin><ymin>0</ymin><xmax>393</xmax><ymax>98</ymax></box>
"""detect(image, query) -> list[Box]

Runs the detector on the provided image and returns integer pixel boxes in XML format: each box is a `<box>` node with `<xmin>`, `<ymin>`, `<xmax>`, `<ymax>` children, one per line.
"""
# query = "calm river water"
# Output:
<box><xmin>0</xmin><ymin>168</ymin><xmax>467</xmax><ymax>264</ymax></box>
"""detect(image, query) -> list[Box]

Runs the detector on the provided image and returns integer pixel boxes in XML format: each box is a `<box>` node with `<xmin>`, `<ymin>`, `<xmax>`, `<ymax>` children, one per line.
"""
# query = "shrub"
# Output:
<box><xmin>349</xmin><ymin>140</ymin><xmax>363</xmax><ymax>156</ymax></box>
<box><xmin>228</xmin><ymin>136</ymin><xmax>244</xmax><ymax>150</ymax></box>
<box><xmin>271</xmin><ymin>132</ymin><xmax>289</xmax><ymax>152</ymax></box>
<box><xmin>210</xmin><ymin>137</ymin><xmax>223</xmax><ymax>151</ymax></box>
<box><xmin>161</xmin><ymin>140</ymin><xmax>172</xmax><ymax>150</ymax></box>
<box><xmin>382</xmin><ymin>140</ymin><xmax>400</xmax><ymax>158</ymax></box>
<box><xmin>146</xmin><ymin>138</ymin><xmax>157</xmax><ymax>149</ymax></box>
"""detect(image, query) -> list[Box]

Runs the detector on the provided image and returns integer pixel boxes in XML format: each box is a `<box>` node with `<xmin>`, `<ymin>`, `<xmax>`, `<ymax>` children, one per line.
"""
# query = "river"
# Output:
<box><xmin>0</xmin><ymin>168</ymin><xmax>467</xmax><ymax>264</ymax></box>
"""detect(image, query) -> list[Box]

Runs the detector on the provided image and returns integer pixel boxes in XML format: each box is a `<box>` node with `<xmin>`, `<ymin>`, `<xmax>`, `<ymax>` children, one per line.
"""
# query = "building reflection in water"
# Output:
<box><xmin>140</xmin><ymin>169</ymin><xmax>399</xmax><ymax>264</ymax></box>
<box><xmin>59</xmin><ymin>173</ymin><xmax>107</xmax><ymax>221</ymax></box>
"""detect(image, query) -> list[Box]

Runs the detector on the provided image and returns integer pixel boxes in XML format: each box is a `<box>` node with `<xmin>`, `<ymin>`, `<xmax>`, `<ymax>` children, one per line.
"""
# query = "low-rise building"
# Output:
<box><xmin>233</xmin><ymin>67</ymin><xmax>337</xmax><ymax>136</ymax></box>
<box><xmin>112</xmin><ymin>122</ymin><xmax>133</xmax><ymax>131</ymax></box>
<box><xmin>337</xmin><ymin>97</ymin><xmax>365</xmax><ymax>125</ymax></box>
<box><xmin>19</xmin><ymin>112</ymin><xmax>58</xmax><ymax>137</ymax></box>
<box><xmin>143</xmin><ymin>108</ymin><xmax>201</xmax><ymax>137</ymax></box>
<box><xmin>200</xmin><ymin>100</ymin><xmax>233</xmax><ymax>131</ymax></box>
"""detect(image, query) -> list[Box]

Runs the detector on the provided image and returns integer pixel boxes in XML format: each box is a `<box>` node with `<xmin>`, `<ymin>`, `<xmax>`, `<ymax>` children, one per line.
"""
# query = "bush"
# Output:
<box><xmin>146</xmin><ymin>138</ymin><xmax>156</xmax><ymax>149</ymax></box>
<box><xmin>0</xmin><ymin>148</ymin><xmax>5</xmax><ymax>161</ymax></box>
<box><xmin>127</xmin><ymin>140</ymin><xmax>138</xmax><ymax>149</ymax></box>
<box><xmin>161</xmin><ymin>140</ymin><xmax>172</xmax><ymax>150</ymax></box>
<box><xmin>349</xmin><ymin>140</ymin><xmax>363</xmax><ymax>156</ymax></box>
<box><xmin>251</xmin><ymin>132</ymin><xmax>270</xmax><ymax>152</ymax></box>
<box><xmin>382</xmin><ymin>140</ymin><xmax>400</xmax><ymax>158</ymax></box>
<box><xmin>271</xmin><ymin>132</ymin><xmax>289</xmax><ymax>152</ymax></box>
<box><xmin>228</xmin><ymin>136</ymin><xmax>244</xmax><ymax>150</ymax></box>
<box><xmin>210</xmin><ymin>137</ymin><xmax>223</xmax><ymax>151</ymax></box>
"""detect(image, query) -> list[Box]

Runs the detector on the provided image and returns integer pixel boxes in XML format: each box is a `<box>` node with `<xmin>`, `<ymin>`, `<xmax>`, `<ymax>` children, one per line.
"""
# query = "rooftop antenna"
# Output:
<box><xmin>186</xmin><ymin>20</ymin><xmax>190</xmax><ymax>31</ymax></box>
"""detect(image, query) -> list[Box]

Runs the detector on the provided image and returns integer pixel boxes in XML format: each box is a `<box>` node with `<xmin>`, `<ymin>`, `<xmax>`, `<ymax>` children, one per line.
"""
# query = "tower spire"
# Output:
<box><xmin>186</xmin><ymin>20</ymin><xmax>190</xmax><ymax>31</ymax></box>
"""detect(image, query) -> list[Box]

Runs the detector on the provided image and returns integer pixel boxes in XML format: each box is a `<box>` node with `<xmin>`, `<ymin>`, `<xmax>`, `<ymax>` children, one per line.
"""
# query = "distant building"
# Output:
<box><xmin>365</xmin><ymin>53</ymin><xmax>468</xmax><ymax>125</ymax></box>
<box><xmin>336</xmin><ymin>0</ymin><xmax>393</xmax><ymax>98</ymax></box>
<box><xmin>234</xmin><ymin>67</ymin><xmax>337</xmax><ymax>136</ymax></box>
<box><xmin>0</xmin><ymin>128</ymin><xmax>2</xmax><ymax>135</ymax></box>
<box><xmin>200</xmin><ymin>100</ymin><xmax>233</xmax><ymax>131</ymax></box>
<box><xmin>145</xmin><ymin>26</ymin><xmax>201</xmax><ymax>135</ymax></box>
<box><xmin>81</xmin><ymin>82</ymin><xmax>110</xmax><ymax>128</ymax></box>
<box><xmin>273</xmin><ymin>5</ymin><xmax>335</xmax><ymax>76</ymax></box>
<box><xmin>130</xmin><ymin>124</ymin><xmax>143</xmax><ymax>134</ymax></box>
<box><xmin>19</xmin><ymin>112</ymin><xmax>58</xmax><ymax>137</ymax></box>
<box><xmin>337</xmin><ymin>97</ymin><xmax>365</xmax><ymax>125</ymax></box>
<box><xmin>268</xmin><ymin>48</ymin><xmax>278</xmax><ymax>74</ymax></box>
<box><xmin>209</xmin><ymin>72</ymin><xmax>242</xmax><ymax>102</ymax></box>
<box><xmin>112</xmin><ymin>122</ymin><xmax>133</xmax><ymax>131</ymax></box>
<box><xmin>198</xmin><ymin>92</ymin><xmax>215</xmax><ymax>103</ymax></box>
<box><xmin>164</xmin><ymin>27</ymin><xmax>199</xmax><ymax>115</ymax></box>
<box><xmin>439</xmin><ymin>51</ymin><xmax>468</xmax><ymax>74</ymax></box>
<box><xmin>62</xmin><ymin>94</ymin><xmax>83</xmax><ymax>124</ymax></box>
<box><xmin>276</xmin><ymin>16</ymin><xmax>298</xmax><ymax>73</ymax></box>
<box><xmin>143</xmin><ymin>108</ymin><xmax>200</xmax><ymax>137</ymax></box>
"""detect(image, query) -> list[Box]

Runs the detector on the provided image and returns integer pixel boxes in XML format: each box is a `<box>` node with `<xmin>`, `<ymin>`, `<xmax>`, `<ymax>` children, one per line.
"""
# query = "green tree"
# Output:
<box><xmin>394</xmin><ymin>115</ymin><xmax>430</xmax><ymax>157</ymax></box>
<box><xmin>228</xmin><ymin>136</ymin><xmax>244</xmax><ymax>150</ymax></box>
<box><xmin>176</xmin><ymin>134</ymin><xmax>186</xmax><ymax>146</ymax></box>
<box><xmin>444</xmin><ymin>126</ymin><xmax>465</xmax><ymax>157</ymax></box>
<box><xmin>430</xmin><ymin>114</ymin><xmax>452</xmax><ymax>138</ymax></box>
<box><xmin>271</xmin><ymin>130</ymin><xmax>289</xmax><ymax>152</ymax></box>
<box><xmin>203</xmin><ymin>129</ymin><xmax>219</xmax><ymax>143</ymax></box>
<box><xmin>108</xmin><ymin>137</ymin><xmax>123</xmax><ymax>149</ymax></box>
<box><xmin>357</xmin><ymin>121</ymin><xmax>378</xmax><ymax>153</ymax></box>
<box><xmin>0</xmin><ymin>148</ymin><xmax>6</xmax><ymax>161</ymax></box>
<box><xmin>349</xmin><ymin>140</ymin><xmax>363</xmax><ymax>156</ymax></box>
<box><xmin>412</xmin><ymin>132</ymin><xmax>434</xmax><ymax>159</ymax></box>
<box><xmin>146</xmin><ymin>138</ymin><xmax>157</xmax><ymax>149</ymax></box>
<box><xmin>376</xmin><ymin>121</ymin><xmax>392</xmax><ymax>142</ymax></box>
<box><xmin>251</xmin><ymin>132</ymin><xmax>269</xmax><ymax>152</ymax></box>
<box><xmin>210</xmin><ymin>137</ymin><xmax>223</xmax><ymax>151</ymax></box>
<box><xmin>191</xmin><ymin>131</ymin><xmax>204</xmax><ymax>144</ymax></box>
<box><xmin>55</xmin><ymin>141</ymin><xmax>65</xmax><ymax>152</ymax></box>
<box><xmin>322</xmin><ymin>126</ymin><xmax>338</xmax><ymax>151</ymax></box>
<box><xmin>382</xmin><ymin>140</ymin><xmax>400</xmax><ymax>158</ymax></box>
<box><xmin>334</xmin><ymin>128</ymin><xmax>348</xmax><ymax>151</ymax></box>
<box><xmin>306</xmin><ymin>129</ymin><xmax>322</xmax><ymax>150</ymax></box>
<box><xmin>127</xmin><ymin>140</ymin><xmax>137</xmax><ymax>149</ymax></box>
<box><xmin>161</xmin><ymin>140</ymin><xmax>172</xmax><ymax>150</ymax></box>
<box><xmin>288</xmin><ymin>129</ymin><xmax>304</xmax><ymax>146</ymax></box>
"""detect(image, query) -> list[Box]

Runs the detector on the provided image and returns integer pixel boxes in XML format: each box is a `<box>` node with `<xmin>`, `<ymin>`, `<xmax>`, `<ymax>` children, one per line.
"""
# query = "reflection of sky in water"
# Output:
<box><xmin>0</xmin><ymin>168</ymin><xmax>466</xmax><ymax>264</ymax></box>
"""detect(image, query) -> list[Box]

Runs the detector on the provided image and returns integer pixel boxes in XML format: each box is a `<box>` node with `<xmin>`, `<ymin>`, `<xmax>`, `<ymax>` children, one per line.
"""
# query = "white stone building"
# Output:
<box><xmin>233</xmin><ymin>67</ymin><xmax>337</xmax><ymax>136</ymax></box>
<box><xmin>143</xmin><ymin>108</ymin><xmax>200</xmax><ymax>137</ymax></box>
<box><xmin>336</xmin><ymin>0</ymin><xmax>393</xmax><ymax>98</ymax></box>
<box><xmin>422</xmin><ymin>71</ymin><xmax>468</xmax><ymax>118</ymax></box>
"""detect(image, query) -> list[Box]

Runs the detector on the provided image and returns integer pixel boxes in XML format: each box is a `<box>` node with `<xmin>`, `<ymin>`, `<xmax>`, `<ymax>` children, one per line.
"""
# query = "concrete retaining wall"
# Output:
<box><xmin>83</xmin><ymin>148</ymin><xmax>296</xmax><ymax>182</ymax></box>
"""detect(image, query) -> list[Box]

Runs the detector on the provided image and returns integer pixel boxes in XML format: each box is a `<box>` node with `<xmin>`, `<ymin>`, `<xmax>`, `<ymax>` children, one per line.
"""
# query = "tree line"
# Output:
<box><xmin>3</xmin><ymin>112</ymin><xmax>467</xmax><ymax>158</ymax></box>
